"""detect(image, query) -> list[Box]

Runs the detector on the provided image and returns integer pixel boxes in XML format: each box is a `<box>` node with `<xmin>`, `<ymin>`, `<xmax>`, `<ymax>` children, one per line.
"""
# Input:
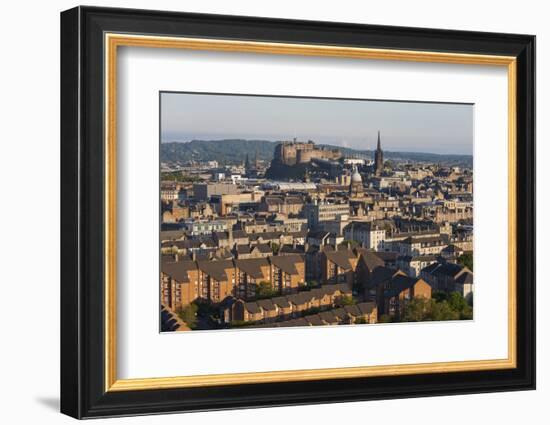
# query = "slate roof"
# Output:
<box><xmin>244</xmin><ymin>302</ymin><xmax>261</xmax><ymax>314</ymax></box>
<box><xmin>236</xmin><ymin>244</ymin><xmax>251</xmax><ymax>254</ymax></box>
<box><xmin>249</xmin><ymin>231</ymin><xmax>282</xmax><ymax>241</ymax></box>
<box><xmin>307</xmin><ymin>230</ymin><xmax>330</xmax><ymax>239</ymax></box>
<box><xmin>398</xmin><ymin>255</ymin><xmax>437</xmax><ymax>262</ymax></box>
<box><xmin>257</xmin><ymin>299</ymin><xmax>277</xmax><ymax>311</ymax></box>
<box><xmin>372</xmin><ymin>251</ymin><xmax>399</xmax><ymax>263</ymax></box>
<box><xmin>355</xmin><ymin>248</ymin><xmax>385</xmax><ymax>271</ymax></box>
<box><xmin>271</xmin><ymin>296</ymin><xmax>291</xmax><ymax>309</ymax></box>
<box><xmin>318</xmin><ymin>311</ymin><xmax>339</xmax><ymax>324</ymax></box>
<box><xmin>234</xmin><ymin>258</ymin><xmax>270</xmax><ymax>279</ymax></box>
<box><xmin>232</xmin><ymin>230</ymin><xmax>248</xmax><ymax>239</ymax></box>
<box><xmin>370</xmin><ymin>266</ymin><xmax>398</xmax><ymax>286</ymax></box>
<box><xmin>384</xmin><ymin>274</ymin><xmax>422</xmax><ymax>297</ymax></box>
<box><xmin>161</xmin><ymin>260</ymin><xmax>197</xmax><ymax>283</ymax></box>
<box><xmin>305</xmin><ymin>314</ymin><xmax>325</xmax><ymax>326</ymax></box>
<box><xmin>270</xmin><ymin>254</ymin><xmax>303</xmax><ymax>275</ymax></box>
<box><xmin>197</xmin><ymin>259</ymin><xmax>234</xmax><ymax>281</ymax></box>
<box><xmin>423</xmin><ymin>262</ymin><xmax>469</xmax><ymax>278</ymax></box>
<box><xmin>160</xmin><ymin>230</ymin><xmax>185</xmax><ymax>241</ymax></box>
<box><xmin>324</xmin><ymin>250</ymin><xmax>356</xmax><ymax>270</ymax></box>
<box><xmin>255</xmin><ymin>243</ymin><xmax>272</xmax><ymax>254</ymax></box>
<box><xmin>279</xmin><ymin>244</ymin><xmax>306</xmax><ymax>255</ymax></box>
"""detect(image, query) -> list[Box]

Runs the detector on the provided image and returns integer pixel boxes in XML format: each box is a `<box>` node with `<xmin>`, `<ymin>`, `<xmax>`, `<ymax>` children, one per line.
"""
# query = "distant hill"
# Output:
<box><xmin>161</xmin><ymin>139</ymin><xmax>472</xmax><ymax>167</ymax></box>
<box><xmin>161</xmin><ymin>139</ymin><xmax>277</xmax><ymax>164</ymax></box>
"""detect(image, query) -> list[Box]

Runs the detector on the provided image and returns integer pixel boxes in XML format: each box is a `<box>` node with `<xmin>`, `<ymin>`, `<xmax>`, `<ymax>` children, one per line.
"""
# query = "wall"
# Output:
<box><xmin>0</xmin><ymin>0</ymin><xmax>546</xmax><ymax>424</ymax></box>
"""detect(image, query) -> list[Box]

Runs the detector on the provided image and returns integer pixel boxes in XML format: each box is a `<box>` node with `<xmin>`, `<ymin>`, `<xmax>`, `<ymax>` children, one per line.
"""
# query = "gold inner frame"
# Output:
<box><xmin>104</xmin><ymin>33</ymin><xmax>517</xmax><ymax>392</ymax></box>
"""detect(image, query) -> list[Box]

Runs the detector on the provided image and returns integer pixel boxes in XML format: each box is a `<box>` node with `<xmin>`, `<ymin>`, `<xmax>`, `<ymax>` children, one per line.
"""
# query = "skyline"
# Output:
<box><xmin>161</xmin><ymin>92</ymin><xmax>474</xmax><ymax>155</ymax></box>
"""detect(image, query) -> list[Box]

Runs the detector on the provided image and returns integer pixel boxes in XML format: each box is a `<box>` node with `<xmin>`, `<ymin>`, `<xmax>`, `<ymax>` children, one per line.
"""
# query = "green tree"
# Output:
<box><xmin>270</xmin><ymin>242</ymin><xmax>280</xmax><ymax>255</ymax></box>
<box><xmin>402</xmin><ymin>297</ymin><xmax>432</xmax><ymax>322</ymax></box>
<box><xmin>401</xmin><ymin>292</ymin><xmax>472</xmax><ymax>322</ymax></box>
<box><xmin>447</xmin><ymin>291</ymin><xmax>468</xmax><ymax>312</ymax></box>
<box><xmin>255</xmin><ymin>281</ymin><xmax>277</xmax><ymax>299</ymax></box>
<box><xmin>178</xmin><ymin>303</ymin><xmax>199</xmax><ymax>329</ymax></box>
<box><xmin>458</xmin><ymin>252</ymin><xmax>473</xmax><ymax>271</ymax></box>
<box><xmin>460</xmin><ymin>305</ymin><xmax>474</xmax><ymax>320</ymax></box>
<box><xmin>335</xmin><ymin>295</ymin><xmax>356</xmax><ymax>307</ymax></box>
<box><xmin>432</xmin><ymin>290</ymin><xmax>448</xmax><ymax>303</ymax></box>
<box><xmin>429</xmin><ymin>301</ymin><xmax>460</xmax><ymax>321</ymax></box>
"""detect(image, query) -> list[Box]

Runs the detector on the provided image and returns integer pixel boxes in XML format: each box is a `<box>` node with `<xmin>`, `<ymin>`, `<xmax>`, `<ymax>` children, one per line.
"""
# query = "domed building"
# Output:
<box><xmin>349</xmin><ymin>166</ymin><xmax>364</xmax><ymax>198</ymax></box>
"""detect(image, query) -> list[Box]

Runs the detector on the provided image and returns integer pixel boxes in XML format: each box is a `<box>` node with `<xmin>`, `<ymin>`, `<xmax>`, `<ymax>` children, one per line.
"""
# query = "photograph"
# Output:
<box><xmin>159</xmin><ymin>92</ymin><xmax>475</xmax><ymax>332</ymax></box>
<box><xmin>57</xmin><ymin>4</ymin><xmax>536</xmax><ymax>419</ymax></box>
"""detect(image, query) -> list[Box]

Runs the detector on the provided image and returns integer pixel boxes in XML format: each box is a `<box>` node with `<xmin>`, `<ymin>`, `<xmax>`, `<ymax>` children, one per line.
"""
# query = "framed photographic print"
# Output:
<box><xmin>60</xmin><ymin>6</ymin><xmax>536</xmax><ymax>419</ymax></box>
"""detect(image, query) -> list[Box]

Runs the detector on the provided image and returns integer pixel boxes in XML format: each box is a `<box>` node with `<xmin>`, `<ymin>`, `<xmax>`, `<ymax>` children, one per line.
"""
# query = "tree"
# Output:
<box><xmin>256</xmin><ymin>281</ymin><xmax>277</xmax><ymax>299</ymax></box>
<box><xmin>402</xmin><ymin>297</ymin><xmax>432</xmax><ymax>322</ymax></box>
<box><xmin>432</xmin><ymin>290</ymin><xmax>448</xmax><ymax>303</ymax></box>
<box><xmin>270</xmin><ymin>242</ymin><xmax>280</xmax><ymax>255</ymax></box>
<box><xmin>378</xmin><ymin>314</ymin><xmax>393</xmax><ymax>323</ymax></box>
<box><xmin>429</xmin><ymin>301</ymin><xmax>460</xmax><ymax>321</ymax></box>
<box><xmin>447</xmin><ymin>291</ymin><xmax>468</xmax><ymax>312</ymax></box>
<box><xmin>178</xmin><ymin>303</ymin><xmax>199</xmax><ymax>329</ymax></box>
<box><xmin>401</xmin><ymin>292</ymin><xmax>472</xmax><ymax>322</ymax></box>
<box><xmin>460</xmin><ymin>304</ymin><xmax>473</xmax><ymax>320</ymax></box>
<box><xmin>458</xmin><ymin>252</ymin><xmax>473</xmax><ymax>271</ymax></box>
<box><xmin>335</xmin><ymin>295</ymin><xmax>356</xmax><ymax>307</ymax></box>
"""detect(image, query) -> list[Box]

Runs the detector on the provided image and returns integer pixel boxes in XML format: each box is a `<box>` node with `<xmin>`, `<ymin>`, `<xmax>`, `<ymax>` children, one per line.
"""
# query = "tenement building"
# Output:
<box><xmin>161</xmin><ymin>254</ymin><xmax>306</xmax><ymax>311</ymax></box>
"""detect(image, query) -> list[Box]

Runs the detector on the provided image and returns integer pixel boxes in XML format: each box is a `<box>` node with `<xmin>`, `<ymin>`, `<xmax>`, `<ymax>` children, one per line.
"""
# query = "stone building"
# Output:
<box><xmin>420</xmin><ymin>261</ymin><xmax>474</xmax><ymax>299</ymax></box>
<box><xmin>349</xmin><ymin>166</ymin><xmax>364</xmax><ymax>198</ymax></box>
<box><xmin>161</xmin><ymin>254</ymin><xmax>306</xmax><ymax>310</ymax></box>
<box><xmin>273</xmin><ymin>139</ymin><xmax>341</xmax><ymax>166</ymax></box>
<box><xmin>376</xmin><ymin>271</ymin><xmax>432</xmax><ymax>318</ymax></box>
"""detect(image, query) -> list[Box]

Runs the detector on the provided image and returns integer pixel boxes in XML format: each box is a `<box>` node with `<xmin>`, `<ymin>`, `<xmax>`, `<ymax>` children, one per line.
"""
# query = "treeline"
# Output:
<box><xmin>380</xmin><ymin>291</ymin><xmax>473</xmax><ymax>323</ymax></box>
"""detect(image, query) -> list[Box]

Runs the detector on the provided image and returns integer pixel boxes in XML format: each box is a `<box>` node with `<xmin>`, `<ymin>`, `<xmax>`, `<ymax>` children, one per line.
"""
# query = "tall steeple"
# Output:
<box><xmin>374</xmin><ymin>130</ymin><xmax>384</xmax><ymax>176</ymax></box>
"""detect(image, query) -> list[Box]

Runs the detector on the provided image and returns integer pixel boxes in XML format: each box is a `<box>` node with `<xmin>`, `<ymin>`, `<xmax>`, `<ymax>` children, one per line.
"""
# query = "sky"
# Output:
<box><xmin>160</xmin><ymin>92</ymin><xmax>473</xmax><ymax>155</ymax></box>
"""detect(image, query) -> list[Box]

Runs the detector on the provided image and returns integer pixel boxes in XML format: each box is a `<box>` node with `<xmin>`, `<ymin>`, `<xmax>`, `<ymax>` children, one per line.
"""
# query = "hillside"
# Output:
<box><xmin>161</xmin><ymin>139</ymin><xmax>276</xmax><ymax>164</ymax></box>
<box><xmin>161</xmin><ymin>139</ymin><xmax>473</xmax><ymax>167</ymax></box>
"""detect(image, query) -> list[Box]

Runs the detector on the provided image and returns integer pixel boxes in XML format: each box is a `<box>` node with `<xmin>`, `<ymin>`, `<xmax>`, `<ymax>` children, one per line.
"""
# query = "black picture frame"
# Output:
<box><xmin>61</xmin><ymin>5</ymin><xmax>535</xmax><ymax>419</ymax></box>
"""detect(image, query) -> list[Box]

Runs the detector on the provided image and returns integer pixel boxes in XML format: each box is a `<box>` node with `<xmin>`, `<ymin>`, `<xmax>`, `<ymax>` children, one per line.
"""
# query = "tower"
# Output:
<box><xmin>374</xmin><ymin>130</ymin><xmax>384</xmax><ymax>176</ymax></box>
<box><xmin>349</xmin><ymin>166</ymin><xmax>364</xmax><ymax>198</ymax></box>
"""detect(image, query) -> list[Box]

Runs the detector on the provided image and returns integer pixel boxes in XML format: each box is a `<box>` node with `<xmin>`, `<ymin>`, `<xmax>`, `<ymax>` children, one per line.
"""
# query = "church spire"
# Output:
<box><xmin>374</xmin><ymin>130</ymin><xmax>384</xmax><ymax>177</ymax></box>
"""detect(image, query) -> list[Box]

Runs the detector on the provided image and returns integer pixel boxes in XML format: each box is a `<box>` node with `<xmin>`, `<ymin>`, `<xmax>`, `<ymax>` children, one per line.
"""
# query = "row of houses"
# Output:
<box><xmin>246</xmin><ymin>302</ymin><xmax>378</xmax><ymax>327</ymax></box>
<box><xmin>221</xmin><ymin>283</ymin><xmax>355</xmax><ymax>324</ymax></box>
<box><xmin>161</xmin><ymin>229</ymin><xmax>307</xmax><ymax>257</ymax></box>
<box><xmin>317</xmin><ymin>244</ymin><xmax>473</xmax><ymax>299</ymax></box>
<box><xmin>161</xmin><ymin>254</ymin><xmax>306</xmax><ymax>311</ymax></box>
<box><xmin>342</xmin><ymin>221</ymin><xmax>457</xmax><ymax>256</ymax></box>
<box><xmin>162</xmin><ymin>242</ymin><xmax>473</xmax><ymax>315</ymax></box>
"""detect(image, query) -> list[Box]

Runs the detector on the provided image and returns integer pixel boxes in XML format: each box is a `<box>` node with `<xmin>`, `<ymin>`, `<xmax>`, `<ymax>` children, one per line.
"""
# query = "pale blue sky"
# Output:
<box><xmin>161</xmin><ymin>92</ymin><xmax>473</xmax><ymax>155</ymax></box>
